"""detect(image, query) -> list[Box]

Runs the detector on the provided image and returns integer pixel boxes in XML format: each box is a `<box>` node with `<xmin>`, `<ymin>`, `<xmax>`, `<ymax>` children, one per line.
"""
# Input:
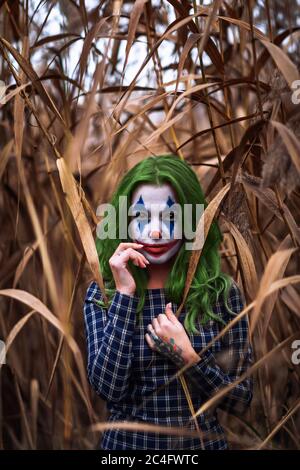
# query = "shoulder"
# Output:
<box><xmin>227</xmin><ymin>279</ymin><xmax>245</xmax><ymax>309</ymax></box>
<box><xmin>84</xmin><ymin>280</ymin><xmax>103</xmax><ymax>303</ymax></box>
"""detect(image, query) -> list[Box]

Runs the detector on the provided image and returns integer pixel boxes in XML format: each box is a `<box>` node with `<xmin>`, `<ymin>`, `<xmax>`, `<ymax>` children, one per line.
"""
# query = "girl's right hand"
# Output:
<box><xmin>109</xmin><ymin>242</ymin><xmax>149</xmax><ymax>296</ymax></box>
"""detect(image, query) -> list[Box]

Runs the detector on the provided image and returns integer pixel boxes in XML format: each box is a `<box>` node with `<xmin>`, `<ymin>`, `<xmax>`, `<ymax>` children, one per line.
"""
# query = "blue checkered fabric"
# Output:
<box><xmin>83</xmin><ymin>280</ymin><xmax>253</xmax><ymax>450</ymax></box>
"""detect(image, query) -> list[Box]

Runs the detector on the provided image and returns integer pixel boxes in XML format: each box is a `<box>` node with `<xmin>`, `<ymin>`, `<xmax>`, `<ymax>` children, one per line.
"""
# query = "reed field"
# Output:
<box><xmin>0</xmin><ymin>0</ymin><xmax>300</xmax><ymax>450</ymax></box>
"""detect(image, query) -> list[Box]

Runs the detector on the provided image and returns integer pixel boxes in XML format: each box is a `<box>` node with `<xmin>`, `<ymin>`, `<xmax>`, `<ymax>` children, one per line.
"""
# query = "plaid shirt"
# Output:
<box><xmin>83</xmin><ymin>280</ymin><xmax>253</xmax><ymax>450</ymax></box>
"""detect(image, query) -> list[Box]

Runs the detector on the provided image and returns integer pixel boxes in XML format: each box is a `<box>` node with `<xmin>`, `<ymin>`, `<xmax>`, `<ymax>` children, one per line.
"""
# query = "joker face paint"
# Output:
<box><xmin>129</xmin><ymin>183</ymin><xmax>183</xmax><ymax>264</ymax></box>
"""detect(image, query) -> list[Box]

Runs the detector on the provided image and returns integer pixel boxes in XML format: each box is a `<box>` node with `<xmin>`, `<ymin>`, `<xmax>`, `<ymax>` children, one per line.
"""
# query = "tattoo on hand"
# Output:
<box><xmin>147</xmin><ymin>329</ymin><xmax>186</xmax><ymax>368</ymax></box>
<box><xmin>147</xmin><ymin>328</ymin><xmax>203</xmax><ymax>393</ymax></box>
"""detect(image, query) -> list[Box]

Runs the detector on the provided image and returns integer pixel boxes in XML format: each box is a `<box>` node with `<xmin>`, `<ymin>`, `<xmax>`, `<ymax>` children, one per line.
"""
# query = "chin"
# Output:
<box><xmin>144</xmin><ymin>254</ymin><xmax>172</xmax><ymax>265</ymax></box>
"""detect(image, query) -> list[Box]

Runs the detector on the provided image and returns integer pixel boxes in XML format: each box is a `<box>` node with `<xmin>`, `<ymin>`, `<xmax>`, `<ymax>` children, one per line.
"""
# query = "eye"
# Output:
<box><xmin>163</xmin><ymin>210</ymin><xmax>176</xmax><ymax>221</ymax></box>
<box><xmin>134</xmin><ymin>210</ymin><xmax>149</xmax><ymax>221</ymax></box>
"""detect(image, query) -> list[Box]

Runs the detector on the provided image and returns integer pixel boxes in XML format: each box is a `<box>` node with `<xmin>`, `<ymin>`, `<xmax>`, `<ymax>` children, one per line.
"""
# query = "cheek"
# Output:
<box><xmin>173</xmin><ymin>221</ymin><xmax>182</xmax><ymax>239</ymax></box>
<box><xmin>129</xmin><ymin>219</ymin><xmax>149</xmax><ymax>239</ymax></box>
<box><xmin>162</xmin><ymin>220</ymin><xmax>182</xmax><ymax>239</ymax></box>
<box><xmin>166</xmin><ymin>240</ymin><xmax>182</xmax><ymax>258</ymax></box>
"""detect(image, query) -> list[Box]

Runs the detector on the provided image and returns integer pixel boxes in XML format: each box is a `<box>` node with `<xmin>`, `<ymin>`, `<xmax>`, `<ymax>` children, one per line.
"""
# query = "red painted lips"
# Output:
<box><xmin>136</xmin><ymin>239</ymin><xmax>179</xmax><ymax>257</ymax></box>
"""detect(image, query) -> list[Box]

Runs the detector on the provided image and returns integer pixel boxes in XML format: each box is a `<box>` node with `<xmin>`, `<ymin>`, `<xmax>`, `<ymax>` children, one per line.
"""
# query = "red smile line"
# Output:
<box><xmin>136</xmin><ymin>239</ymin><xmax>179</xmax><ymax>256</ymax></box>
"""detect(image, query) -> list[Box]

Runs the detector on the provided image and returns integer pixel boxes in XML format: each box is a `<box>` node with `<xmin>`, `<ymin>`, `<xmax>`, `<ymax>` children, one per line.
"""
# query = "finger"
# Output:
<box><xmin>121</xmin><ymin>246</ymin><xmax>149</xmax><ymax>265</ymax></box>
<box><xmin>127</xmin><ymin>252</ymin><xmax>145</xmax><ymax>268</ymax></box>
<box><xmin>147</xmin><ymin>326</ymin><xmax>164</xmax><ymax>349</ymax></box>
<box><xmin>115</xmin><ymin>248</ymin><xmax>149</xmax><ymax>267</ymax></box>
<box><xmin>118</xmin><ymin>243</ymin><xmax>150</xmax><ymax>264</ymax></box>
<box><xmin>133</xmin><ymin>255</ymin><xmax>145</xmax><ymax>268</ymax></box>
<box><xmin>115</xmin><ymin>242</ymin><xmax>144</xmax><ymax>254</ymax></box>
<box><xmin>136</xmin><ymin>255</ymin><xmax>148</xmax><ymax>268</ymax></box>
<box><xmin>157</xmin><ymin>313</ymin><xmax>169</xmax><ymax>326</ymax></box>
<box><xmin>152</xmin><ymin>317</ymin><xmax>160</xmax><ymax>333</ymax></box>
<box><xmin>147</xmin><ymin>323</ymin><xmax>155</xmax><ymax>336</ymax></box>
<box><xmin>134</xmin><ymin>251</ymin><xmax>150</xmax><ymax>265</ymax></box>
<box><xmin>123</xmin><ymin>248</ymin><xmax>150</xmax><ymax>266</ymax></box>
<box><xmin>138</xmin><ymin>252</ymin><xmax>150</xmax><ymax>266</ymax></box>
<box><xmin>165</xmin><ymin>302</ymin><xmax>179</xmax><ymax>324</ymax></box>
<box><xmin>145</xmin><ymin>333</ymin><xmax>157</xmax><ymax>351</ymax></box>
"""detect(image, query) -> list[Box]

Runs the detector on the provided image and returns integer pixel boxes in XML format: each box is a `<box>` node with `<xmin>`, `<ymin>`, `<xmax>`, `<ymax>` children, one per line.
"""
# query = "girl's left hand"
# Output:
<box><xmin>145</xmin><ymin>303</ymin><xmax>200</xmax><ymax>366</ymax></box>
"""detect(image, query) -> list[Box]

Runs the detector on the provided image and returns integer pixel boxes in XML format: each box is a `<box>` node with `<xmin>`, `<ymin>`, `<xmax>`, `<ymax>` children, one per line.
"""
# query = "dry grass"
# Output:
<box><xmin>0</xmin><ymin>0</ymin><xmax>300</xmax><ymax>450</ymax></box>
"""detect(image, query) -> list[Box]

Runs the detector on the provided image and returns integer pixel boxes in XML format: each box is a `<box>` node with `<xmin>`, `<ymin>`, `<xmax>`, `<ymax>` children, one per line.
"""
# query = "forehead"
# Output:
<box><xmin>131</xmin><ymin>183</ymin><xmax>177</xmax><ymax>205</ymax></box>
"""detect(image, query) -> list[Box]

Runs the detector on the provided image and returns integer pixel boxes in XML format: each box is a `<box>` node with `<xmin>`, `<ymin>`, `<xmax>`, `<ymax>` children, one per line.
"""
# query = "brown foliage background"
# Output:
<box><xmin>0</xmin><ymin>0</ymin><xmax>300</xmax><ymax>449</ymax></box>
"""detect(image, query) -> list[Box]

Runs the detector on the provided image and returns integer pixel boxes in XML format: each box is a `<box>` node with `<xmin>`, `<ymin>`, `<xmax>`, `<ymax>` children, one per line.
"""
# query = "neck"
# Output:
<box><xmin>146</xmin><ymin>259</ymin><xmax>174</xmax><ymax>289</ymax></box>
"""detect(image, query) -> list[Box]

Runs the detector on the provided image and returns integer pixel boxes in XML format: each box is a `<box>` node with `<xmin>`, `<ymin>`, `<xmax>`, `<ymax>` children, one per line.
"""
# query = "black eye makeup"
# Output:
<box><xmin>160</xmin><ymin>209</ymin><xmax>177</xmax><ymax>221</ymax></box>
<box><xmin>133</xmin><ymin>210</ymin><xmax>149</xmax><ymax>219</ymax></box>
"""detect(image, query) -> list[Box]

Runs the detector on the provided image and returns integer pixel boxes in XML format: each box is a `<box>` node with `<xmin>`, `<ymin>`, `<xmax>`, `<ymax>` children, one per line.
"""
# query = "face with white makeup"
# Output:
<box><xmin>128</xmin><ymin>183</ymin><xmax>183</xmax><ymax>264</ymax></box>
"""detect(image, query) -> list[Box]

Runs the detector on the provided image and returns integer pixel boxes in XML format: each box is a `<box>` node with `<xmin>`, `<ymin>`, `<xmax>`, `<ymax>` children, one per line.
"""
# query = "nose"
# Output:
<box><xmin>150</xmin><ymin>230</ymin><xmax>162</xmax><ymax>239</ymax></box>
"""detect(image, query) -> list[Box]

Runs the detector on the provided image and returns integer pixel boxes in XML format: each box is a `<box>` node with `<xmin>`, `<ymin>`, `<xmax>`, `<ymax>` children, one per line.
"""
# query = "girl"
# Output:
<box><xmin>83</xmin><ymin>154</ymin><xmax>253</xmax><ymax>450</ymax></box>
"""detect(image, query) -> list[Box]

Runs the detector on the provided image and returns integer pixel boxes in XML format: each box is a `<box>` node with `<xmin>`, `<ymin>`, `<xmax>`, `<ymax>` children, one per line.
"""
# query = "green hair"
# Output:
<box><xmin>96</xmin><ymin>154</ymin><xmax>233</xmax><ymax>334</ymax></box>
